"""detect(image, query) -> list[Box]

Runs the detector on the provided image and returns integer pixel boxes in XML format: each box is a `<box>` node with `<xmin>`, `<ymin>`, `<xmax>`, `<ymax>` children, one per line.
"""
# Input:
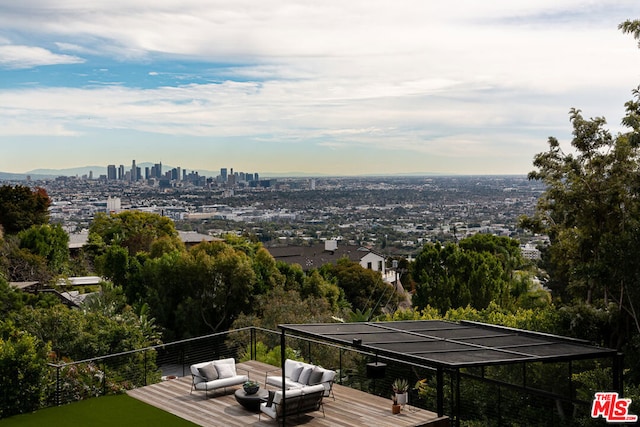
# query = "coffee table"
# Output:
<box><xmin>234</xmin><ymin>388</ymin><xmax>269</xmax><ymax>412</ymax></box>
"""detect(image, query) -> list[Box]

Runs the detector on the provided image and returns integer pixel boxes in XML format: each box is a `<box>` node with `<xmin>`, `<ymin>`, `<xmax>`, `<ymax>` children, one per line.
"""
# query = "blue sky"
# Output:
<box><xmin>1</xmin><ymin>1</ymin><xmax>639</xmax><ymax>176</ymax></box>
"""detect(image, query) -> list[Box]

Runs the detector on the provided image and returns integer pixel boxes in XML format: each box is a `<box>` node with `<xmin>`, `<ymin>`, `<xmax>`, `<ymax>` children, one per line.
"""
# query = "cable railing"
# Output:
<box><xmin>45</xmin><ymin>326</ymin><xmax>605</xmax><ymax>426</ymax></box>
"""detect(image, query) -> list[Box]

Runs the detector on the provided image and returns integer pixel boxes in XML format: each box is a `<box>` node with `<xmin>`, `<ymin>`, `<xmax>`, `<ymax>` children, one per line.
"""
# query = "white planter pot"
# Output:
<box><xmin>396</xmin><ymin>392</ymin><xmax>408</xmax><ymax>405</ymax></box>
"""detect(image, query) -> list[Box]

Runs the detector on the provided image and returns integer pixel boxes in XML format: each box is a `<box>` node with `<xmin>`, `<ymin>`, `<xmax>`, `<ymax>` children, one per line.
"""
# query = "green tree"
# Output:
<box><xmin>320</xmin><ymin>258</ymin><xmax>397</xmax><ymax>316</ymax></box>
<box><xmin>89</xmin><ymin>211</ymin><xmax>180</xmax><ymax>255</ymax></box>
<box><xmin>0</xmin><ymin>327</ymin><xmax>50</xmax><ymax>418</ymax></box>
<box><xmin>18</xmin><ymin>224</ymin><xmax>69</xmax><ymax>275</ymax></box>
<box><xmin>95</xmin><ymin>245</ymin><xmax>129</xmax><ymax>288</ymax></box>
<box><xmin>521</xmin><ymin>98</ymin><xmax>640</xmax><ymax>348</ymax></box>
<box><xmin>0</xmin><ymin>235</ymin><xmax>53</xmax><ymax>283</ymax></box>
<box><xmin>411</xmin><ymin>240</ymin><xmax>510</xmax><ymax>312</ymax></box>
<box><xmin>0</xmin><ymin>185</ymin><xmax>50</xmax><ymax>235</ymax></box>
<box><xmin>142</xmin><ymin>240</ymin><xmax>257</xmax><ymax>339</ymax></box>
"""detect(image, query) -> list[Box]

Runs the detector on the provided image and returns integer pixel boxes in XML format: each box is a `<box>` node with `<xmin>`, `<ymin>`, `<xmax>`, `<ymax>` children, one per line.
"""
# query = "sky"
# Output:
<box><xmin>1</xmin><ymin>1</ymin><xmax>640</xmax><ymax>176</ymax></box>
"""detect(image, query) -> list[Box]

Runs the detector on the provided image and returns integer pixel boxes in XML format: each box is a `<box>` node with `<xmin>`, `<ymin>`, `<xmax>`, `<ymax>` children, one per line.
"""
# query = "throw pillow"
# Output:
<box><xmin>266</xmin><ymin>390</ymin><xmax>276</xmax><ymax>407</ymax></box>
<box><xmin>198</xmin><ymin>363</ymin><xmax>218</xmax><ymax>381</ymax></box>
<box><xmin>298</xmin><ymin>366</ymin><xmax>313</xmax><ymax>385</ymax></box>
<box><xmin>215</xmin><ymin>361</ymin><xmax>236</xmax><ymax>379</ymax></box>
<box><xmin>308</xmin><ymin>366</ymin><xmax>324</xmax><ymax>385</ymax></box>
<box><xmin>289</xmin><ymin>365</ymin><xmax>304</xmax><ymax>382</ymax></box>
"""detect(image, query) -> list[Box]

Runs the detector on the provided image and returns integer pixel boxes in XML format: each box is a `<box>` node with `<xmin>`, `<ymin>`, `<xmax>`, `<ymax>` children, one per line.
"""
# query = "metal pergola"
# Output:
<box><xmin>278</xmin><ymin>320</ymin><xmax>621</xmax><ymax>425</ymax></box>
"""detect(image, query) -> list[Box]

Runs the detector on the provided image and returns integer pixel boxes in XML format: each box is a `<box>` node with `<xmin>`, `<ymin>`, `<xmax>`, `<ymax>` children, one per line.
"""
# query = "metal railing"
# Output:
<box><xmin>45</xmin><ymin>326</ymin><xmax>606</xmax><ymax>426</ymax></box>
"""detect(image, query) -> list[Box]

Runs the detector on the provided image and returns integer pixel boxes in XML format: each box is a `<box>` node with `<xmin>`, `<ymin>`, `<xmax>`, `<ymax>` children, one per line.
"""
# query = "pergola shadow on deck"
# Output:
<box><xmin>127</xmin><ymin>360</ymin><xmax>447</xmax><ymax>427</ymax></box>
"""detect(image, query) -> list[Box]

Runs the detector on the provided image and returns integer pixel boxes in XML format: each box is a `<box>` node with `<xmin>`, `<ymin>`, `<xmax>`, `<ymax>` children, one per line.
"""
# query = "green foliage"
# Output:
<box><xmin>9</xmin><ymin>300</ymin><xmax>159</xmax><ymax>362</ymax></box>
<box><xmin>238</xmin><ymin>341</ymin><xmax>301</xmax><ymax>366</ymax></box>
<box><xmin>89</xmin><ymin>211</ymin><xmax>180</xmax><ymax>256</ymax></box>
<box><xmin>0</xmin><ymin>277</ymin><xmax>25</xmax><ymax>316</ymax></box>
<box><xmin>95</xmin><ymin>245</ymin><xmax>129</xmax><ymax>287</ymax></box>
<box><xmin>521</xmin><ymin>87</ymin><xmax>640</xmax><ymax>355</ymax></box>
<box><xmin>620</xmin><ymin>19</ymin><xmax>640</xmax><ymax>48</ymax></box>
<box><xmin>140</xmin><ymin>241</ymin><xmax>258</xmax><ymax>339</ymax></box>
<box><xmin>18</xmin><ymin>224</ymin><xmax>69</xmax><ymax>275</ymax></box>
<box><xmin>0</xmin><ymin>185</ymin><xmax>50</xmax><ymax>235</ymax></box>
<box><xmin>0</xmin><ymin>329</ymin><xmax>50</xmax><ymax>418</ymax></box>
<box><xmin>320</xmin><ymin>258</ymin><xmax>397</xmax><ymax>316</ymax></box>
<box><xmin>391</xmin><ymin>377</ymin><xmax>409</xmax><ymax>393</ymax></box>
<box><xmin>411</xmin><ymin>239</ymin><xmax>516</xmax><ymax>313</ymax></box>
<box><xmin>0</xmin><ymin>235</ymin><xmax>54</xmax><ymax>283</ymax></box>
<box><xmin>384</xmin><ymin>302</ymin><xmax>561</xmax><ymax>335</ymax></box>
<box><xmin>234</xmin><ymin>284</ymin><xmax>334</xmax><ymax>333</ymax></box>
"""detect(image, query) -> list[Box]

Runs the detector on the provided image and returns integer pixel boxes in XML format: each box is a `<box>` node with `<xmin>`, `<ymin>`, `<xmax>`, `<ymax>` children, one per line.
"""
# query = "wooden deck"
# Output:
<box><xmin>127</xmin><ymin>360</ymin><xmax>449</xmax><ymax>427</ymax></box>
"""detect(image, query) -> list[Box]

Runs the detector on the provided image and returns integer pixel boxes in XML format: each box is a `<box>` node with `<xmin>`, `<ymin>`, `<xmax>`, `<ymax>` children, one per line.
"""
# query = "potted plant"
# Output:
<box><xmin>243</xmin><ymin>379</ymin><xmax>260</xmax><ymax>395</ymax></box>
<box><xmin>392</xmin><ymin>378</ymin><xmax>409</xmax><ymax>406</ymax></box>
<box><xmin>391</xmin><ymin>394</ymin><xmax>401</xmax><ymax>414</ymax></box>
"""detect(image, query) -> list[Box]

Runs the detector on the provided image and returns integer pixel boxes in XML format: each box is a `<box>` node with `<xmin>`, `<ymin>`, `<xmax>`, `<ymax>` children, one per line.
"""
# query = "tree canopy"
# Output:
<box><xmin>411</xmin><ymin>235</ymin><xmax>526</xmax><ymax>313</ymax></box>
<box><xmin>0</xmin><ymin>185</ymin><xmax>50</xmax><ymax>235</ymax></box>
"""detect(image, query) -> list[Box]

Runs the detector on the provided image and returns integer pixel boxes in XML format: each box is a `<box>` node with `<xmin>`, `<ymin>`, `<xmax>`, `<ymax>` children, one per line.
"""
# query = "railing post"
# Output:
<box><xmin>56</xmin><ymin>365</ymin><xmax>61</xmax><ymax>406</ymax></box>
<box><xmin>339</xmin><ymin>349</ymin><xmax>343</xmax><ymax>385</ymax></box>
<box><xmin>251</xmin><ymin>327</ymin><xmax>256</xmax><ymax>360</ymax></box>
<box><xmin>280</xmin><ymin>328</ymin><xmax>287</xmax><ymax>426</ymax></box>
<box><xmin>436</xmin><ymin>367</ymin><xmax>444</xmax><ymax>417</ymax></box>
<box><xmin>102</xmin><ymin>361</ymin><xmax>107</xmax><ymax>396</ymax></box>
<box><xmin>144</xmin><ymin>350</ymin><xmax>148</xmax><ymax>386</ymax></box>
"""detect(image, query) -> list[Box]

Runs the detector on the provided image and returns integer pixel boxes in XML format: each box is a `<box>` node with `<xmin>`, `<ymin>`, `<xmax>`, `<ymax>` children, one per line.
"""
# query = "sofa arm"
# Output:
<box><xmin>264</xmin><ymin>367</ymin><xmax>282</xmax><ymax>384</ymax></box>
<box><xmin>191</xmin><ymin>373</ymin><xmax>207</xmax><ymax>383</ymax></box>
<box><xmin>236</xmin><ymin>366</ymin><xmax>251</xmax><ymax>380</ymax></box>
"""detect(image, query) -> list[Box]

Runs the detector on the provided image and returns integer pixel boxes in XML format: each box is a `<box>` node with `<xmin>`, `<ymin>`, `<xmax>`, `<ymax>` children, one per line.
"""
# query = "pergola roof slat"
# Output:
<box><xmin>280</xmin><ymin>320</ymin><xmax>617</xmax><ymax>368</ymax></box>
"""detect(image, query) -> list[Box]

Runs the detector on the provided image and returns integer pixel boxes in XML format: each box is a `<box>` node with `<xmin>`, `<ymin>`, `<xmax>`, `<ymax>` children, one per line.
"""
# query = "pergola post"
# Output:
<box><xmin>436</xmin><ymin>367</ymin><xmax>444</xmax><ymax>417</ymax></box>
<box><xmin>614</xmin><ymin>352</ymin><xmax>624</xmax><ymax>396</ymax></box>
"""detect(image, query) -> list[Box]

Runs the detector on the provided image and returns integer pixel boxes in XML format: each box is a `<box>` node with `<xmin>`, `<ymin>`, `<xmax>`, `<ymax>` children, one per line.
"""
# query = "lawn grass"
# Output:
<box><xmin>0</xmin><ymin>394</ymin><xmax>198</xmax><ymax>427</ymax></box>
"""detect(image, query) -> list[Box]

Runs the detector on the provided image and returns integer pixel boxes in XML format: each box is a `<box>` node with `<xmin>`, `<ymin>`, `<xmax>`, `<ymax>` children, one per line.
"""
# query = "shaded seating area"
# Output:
<box><xmin>264</xmin><ymin>358</ymin><xmax>336</xmax><ymax>399</ymax></box>
<box><xmin>278</xmin><ymin>320</ymin><xmax>621</xmax><ymax>426</ymax></box>
<box><xmin>259</xmin><ymin>383</ymin><xmax>326</xmax><ymax>423</ymax></box>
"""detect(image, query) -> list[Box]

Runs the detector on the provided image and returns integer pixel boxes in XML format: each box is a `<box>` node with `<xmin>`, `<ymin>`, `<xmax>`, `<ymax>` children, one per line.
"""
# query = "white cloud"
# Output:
<box><xmin>0</xmin><ymin>44</ymin><xmax>84</xmax><ymax>69</ymax></box>
<box><xmin>0</xmin><ymin>0</ymin><xmax>638</xmax><ymax>174</ymax></box>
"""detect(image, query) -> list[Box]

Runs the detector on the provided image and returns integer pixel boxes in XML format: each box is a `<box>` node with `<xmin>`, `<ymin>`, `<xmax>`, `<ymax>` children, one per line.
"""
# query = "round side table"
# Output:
<box><xmin>234</xmin><ymin>388</ymin><xmax>269</xmax><ymax>412</ymax></box>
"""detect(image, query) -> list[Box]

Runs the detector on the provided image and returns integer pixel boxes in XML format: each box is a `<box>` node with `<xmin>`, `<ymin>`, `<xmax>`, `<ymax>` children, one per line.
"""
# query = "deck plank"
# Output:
<box><xmin>128</xmin><ymin>360</ymin><xmax>448</xmax><ymax>427</ymax></box>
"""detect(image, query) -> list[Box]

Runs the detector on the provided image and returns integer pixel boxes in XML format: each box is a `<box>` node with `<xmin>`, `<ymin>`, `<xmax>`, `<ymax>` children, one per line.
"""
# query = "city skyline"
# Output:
<box><xmin>1</xmin><ymin>1</ymin><xmax>640</xmax><ymax>176</ymax></box>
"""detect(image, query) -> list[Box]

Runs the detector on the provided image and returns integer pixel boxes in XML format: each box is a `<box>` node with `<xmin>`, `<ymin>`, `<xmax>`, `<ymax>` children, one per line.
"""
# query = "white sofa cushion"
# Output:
<box><xmin>266</xmin><ymin>375</ymin><xmax>303</xmax><ymax>389</ymax></box>
<box><xmin>193</xmin><ymin>374</ymin><xmax>248</xmax><ymax>391</ymax></box>
<box><xmin>214</xmin><ymin>360</ymin><xmax>237</xmax><ymax>379</ymax></box>
<box><xmin>285</xmin><ymin>360</ymin><xmax>304</xmax><ymax>382</ymax></box>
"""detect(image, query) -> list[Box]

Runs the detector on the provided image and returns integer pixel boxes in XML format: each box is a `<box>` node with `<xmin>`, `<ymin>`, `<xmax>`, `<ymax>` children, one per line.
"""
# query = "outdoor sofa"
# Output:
<box><xmin>259</xmin><ymin>383</ymin><xmax>326</xmax><ymax>423</ymax></box>
<box><xmin>190</xmin><ymin>357</ymin><xmax>249</xmax><ymax>399</ymax></box>
<box><xmin>264</xmin><ymin>358</ymin><xmax>336</xmax><ymax>399</ymax></box>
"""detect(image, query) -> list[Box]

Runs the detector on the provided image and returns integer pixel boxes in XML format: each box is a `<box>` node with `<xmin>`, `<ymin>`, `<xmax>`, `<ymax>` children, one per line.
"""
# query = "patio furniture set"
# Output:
<box><xmin>190</xmin><ymin>357</ymin><xmax>336</xmax><ymax>423</ymax></box>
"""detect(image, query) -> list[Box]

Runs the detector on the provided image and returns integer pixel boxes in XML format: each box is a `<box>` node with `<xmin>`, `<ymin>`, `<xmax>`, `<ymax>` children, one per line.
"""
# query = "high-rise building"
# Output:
<box><xmin>131</xmin><ymin>160</ymin><xmax>137</xmax><ymax>181</ymax></box>
<box><xmin>107</xmin><ymin>165</ymin><xmax>117</xmax><ymax>180</ymax></box>
<box><xmin>220</xmin><ymin>168</ymin><xmax>228</xmax><ymax>183</ymax></box>
<box><xmin>118</xmin><ymin>165</ymin><xmax>125</xmax><ymax>180</ymax></box>
<box><xmin>155</xmin><ymin>162</ymin><xmax>162</xmax><ymax>178</ymax></box>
